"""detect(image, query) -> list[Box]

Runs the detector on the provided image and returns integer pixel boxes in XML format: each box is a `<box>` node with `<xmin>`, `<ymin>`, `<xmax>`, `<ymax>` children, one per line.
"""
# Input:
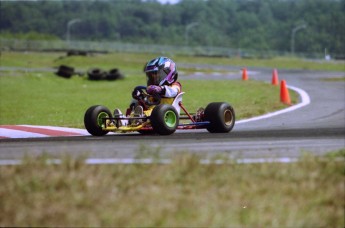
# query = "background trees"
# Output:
<box><xmin>0</xmin><ymin>0</ymin><xmax>344</xmax><ymax>57</ymax></box>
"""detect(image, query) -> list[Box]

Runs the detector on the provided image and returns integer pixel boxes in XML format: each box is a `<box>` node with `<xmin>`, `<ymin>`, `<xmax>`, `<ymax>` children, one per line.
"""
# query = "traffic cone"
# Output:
<box><xmin>280</xmin><ymin>80</ymin><xmax>291</xmax><ymax>105</ymax></box>
<box><xmin>272</xmin><ymin>69</ymin><xmax>279</xmax><ymax>86</ymax></box>
<box><xmin>242</xmin><ymin>68</ymin><xmax>248</xmax><ymax>81</ymax></box>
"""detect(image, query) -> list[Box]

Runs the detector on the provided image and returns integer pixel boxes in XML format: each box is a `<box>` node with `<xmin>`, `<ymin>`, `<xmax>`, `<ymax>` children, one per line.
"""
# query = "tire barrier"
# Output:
<box><xmin>55</xmin><ymin>65</ymin><xmax>75</xmax><ymax>78</ymax></box>
<box><xmin>88</xmin><ymin>68</ymin><xmax>125</xmax><ymax>81</ymax></box>
<box><xmin>55</xmin><ymin>65</ymin><xmax>125</xmax><ymax>81</ymax></box>
<box><xmin>87</xmin><ymin>68</ymin><xmax>106</xmax><ymax>80</ymax></box>
<box><xmin>106</xmin><ymin>68</ymin><xmax>124</xmax><ymax>80</ymax></box>
<box><xmin>67</xmin><ymin>50</ymin><xmax>88</xmax><ymax>57</ymax></box>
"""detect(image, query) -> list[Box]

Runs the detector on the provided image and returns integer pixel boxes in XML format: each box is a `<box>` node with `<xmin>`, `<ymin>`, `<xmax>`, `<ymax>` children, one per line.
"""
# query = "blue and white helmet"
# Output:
<box><xmin>144</xmin><ymin>57</ymin><xmax>178</xmax><ymax>86</ymax></box>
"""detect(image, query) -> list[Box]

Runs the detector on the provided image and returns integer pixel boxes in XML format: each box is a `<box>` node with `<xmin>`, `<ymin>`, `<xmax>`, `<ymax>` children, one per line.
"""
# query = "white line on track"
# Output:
<box><xmin>237</xmin><ymin>85</ymin><xmax>311</xmax><ymax>124</ymax></box>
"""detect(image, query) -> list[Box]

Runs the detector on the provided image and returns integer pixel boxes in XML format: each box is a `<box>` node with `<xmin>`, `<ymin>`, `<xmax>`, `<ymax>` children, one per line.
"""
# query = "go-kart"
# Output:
<box><xmin>84</xmin><ymin>86</ymin><xmax>235</xmax><ymax>136</ymax></box>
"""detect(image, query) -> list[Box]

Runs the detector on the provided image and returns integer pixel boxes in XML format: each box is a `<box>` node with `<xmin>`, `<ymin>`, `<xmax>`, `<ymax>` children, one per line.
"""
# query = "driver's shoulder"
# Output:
<box><xmin>172</xmin><ymin>81</ymin><xmax>181</xmax><ymax>87</ymax></box>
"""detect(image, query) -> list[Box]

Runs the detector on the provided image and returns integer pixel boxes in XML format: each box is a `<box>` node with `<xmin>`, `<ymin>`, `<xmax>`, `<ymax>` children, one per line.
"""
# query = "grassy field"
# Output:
<box><xmin>0</xmin><ymin>153</ymin><xmax>344</xmax><ymax>227</ymax></box>
<box><xmin>0</xmin><ymin>51</ymin><xmax>301</xmax><ymax>127</ymax></box>
<box><xmin>1</xmin><ymin>51</ymin><xmax>345</xmax><ymax>71</ymax></box>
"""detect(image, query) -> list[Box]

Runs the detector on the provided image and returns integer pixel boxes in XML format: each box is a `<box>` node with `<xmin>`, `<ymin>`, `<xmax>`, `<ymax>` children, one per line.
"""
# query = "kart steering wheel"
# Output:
<box><xmin>132</xmin><ymin>86</ymin><xmax>161</xmax><ymax>106</ymax></box>
<box><xmin>146</xmin><ymin>93</ymin><xmax>161</xmax><ymax>106</ymax></box>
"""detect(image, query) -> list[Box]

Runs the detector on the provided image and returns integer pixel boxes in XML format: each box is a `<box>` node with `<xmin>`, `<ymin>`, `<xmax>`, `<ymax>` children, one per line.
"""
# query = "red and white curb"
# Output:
<box><xmin>0</xmin><ymin>125</ymin><xmax>89</xmax><ymax>139</ymax></box>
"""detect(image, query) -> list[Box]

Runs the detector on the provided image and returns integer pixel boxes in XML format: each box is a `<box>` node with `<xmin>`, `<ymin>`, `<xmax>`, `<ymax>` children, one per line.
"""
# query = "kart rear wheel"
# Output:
<box><xmin>204</xmin><ymin>102</ymin><xmax>235</xmax><ymax>133</ymax></box>
<box><xmin>84</xmin><ymin>105</ymin><xmax>112</xmax><ymax>136</ymax></box>
<box><xmin>150</xmin><ymin>104</ymin><xmax>178</xmax><ymax>135</ymax></box>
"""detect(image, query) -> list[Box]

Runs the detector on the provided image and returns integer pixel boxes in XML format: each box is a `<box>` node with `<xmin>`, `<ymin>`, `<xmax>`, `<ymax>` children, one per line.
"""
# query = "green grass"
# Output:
<box><xmin>0</xmin><ymin>73</ymin><xmax>293</xmax><ymax>127</ymax></box>
<box><xmin>0</xmin><ymin>51</ymin><xmax>161</xmax><ymax>72</ymax></box>
<box><xmin>0</xmin><ymin>51</ymin><xmax>301</xmax><ymax>128</ymax></box>
<box><xmin>0</xmin><ymin>51</ymin><xmax>63</xmax><ymax>68</ymax></box>
<box><xmin>1</xmin><ymin>51</ymin><xmax>345</xmax><ymax>72</ymax></box>
<box><xmin>176</xmin><ymin>56</ymin><xmax>345</xmax><ymax>72</ymax></box>
<box><xmin>0</xmin><ymin>153</ymin><xmax>344</xmax><ymax>227</ymax></box>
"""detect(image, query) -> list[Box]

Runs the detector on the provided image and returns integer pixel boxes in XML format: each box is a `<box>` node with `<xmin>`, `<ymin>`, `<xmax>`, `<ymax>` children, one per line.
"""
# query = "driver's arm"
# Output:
<box><xmin>163</xmin><ymin>82</ymin><xmax>181</xmax><ymax>97</ymax></box>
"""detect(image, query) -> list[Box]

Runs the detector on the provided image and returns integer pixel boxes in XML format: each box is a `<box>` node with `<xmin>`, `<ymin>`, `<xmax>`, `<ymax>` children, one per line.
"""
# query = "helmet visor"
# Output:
<box><xmin>146</xmin><ymin>71</ymin><xmax>165</xmax><ymax>86</ymax></box>
<box><xmin>146</xmin><ymin>71</ymin><xmax>159</xmax><ymax>86</ymax></box>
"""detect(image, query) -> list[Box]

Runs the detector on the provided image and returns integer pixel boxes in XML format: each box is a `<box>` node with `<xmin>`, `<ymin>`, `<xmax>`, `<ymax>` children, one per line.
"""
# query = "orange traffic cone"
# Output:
<box><xmin>242</xmin><ymin>68</ymin><xmax>248</xmax><ymax>81</ymax></box>
<box><xmin>272</xmin><ymin>69</ymin><xmax>279</xmax><ymax>85</ymax></box>
<box><xmin>280</xmin><ymin>80</ymin><xmax>291</xmax><ymax>105</ymax></box>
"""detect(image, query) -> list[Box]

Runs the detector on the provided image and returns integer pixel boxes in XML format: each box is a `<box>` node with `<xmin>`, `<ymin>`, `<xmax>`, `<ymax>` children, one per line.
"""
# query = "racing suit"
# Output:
<box><xmin>127</xmin><ymin>81</ymin><xmax>182</xmax><ymax>115</ymax></box>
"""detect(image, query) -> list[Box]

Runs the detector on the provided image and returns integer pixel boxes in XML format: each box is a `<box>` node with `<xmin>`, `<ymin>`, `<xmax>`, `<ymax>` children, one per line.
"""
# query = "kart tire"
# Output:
<box><xmin>106</xmin><ymin>68</ymin><xmax>124</xmax><ymax>80</ymax></box>
<box><xmin>67</xmin><ymin>50</ymin><xmax>88</xmax><ymax>56</ymax></box>
<box><xmin>150</xmin><ymin>104</ymin><xmax>178</xmax><ymax>135</ymax></box>
<box><xmin>84</xmin><ymin>105</ymin><xmax>112</xmax><ymax>136</ymax></box>
<box><xmin>56</xmin><ymin>65</ymin><xmax>74</xmax><ymax>78</ymax></box>
<box><xmin>87</xmin><ymin>68</ymin><xmax>106</xmax><ymax>80</ymax></box>
<box><xmin>204</xmin><ymin>102</ymin><xmax>235</xmax><ymax>133</ymax></box>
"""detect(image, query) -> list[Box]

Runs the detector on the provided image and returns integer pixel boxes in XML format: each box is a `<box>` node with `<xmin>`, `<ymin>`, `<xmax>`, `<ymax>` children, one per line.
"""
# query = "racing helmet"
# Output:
<box><xmin>144</xmin><ymin>57</ymin><xmax>178</xmax><ymax>86</ymax></box>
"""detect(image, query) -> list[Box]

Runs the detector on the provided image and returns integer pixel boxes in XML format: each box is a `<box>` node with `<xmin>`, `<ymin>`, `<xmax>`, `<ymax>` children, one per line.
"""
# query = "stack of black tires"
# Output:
<box><xmin>56</xmin><ymin>65</ymin><xmax>124</xmax><ymax>81</ymax></box>
<box><xmin>87</xmin><ymin>68</ymin><xmax>124</xmax><ymax>81</ymax></box>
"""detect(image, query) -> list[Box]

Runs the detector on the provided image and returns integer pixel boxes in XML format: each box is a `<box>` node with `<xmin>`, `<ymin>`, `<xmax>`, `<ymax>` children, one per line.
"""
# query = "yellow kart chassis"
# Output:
<box><xmin>102</xmin><ymin>122</ymin><xmax>150</xmax><ymax>132</ymax></box>
<box><xmin>102</xmin><ymin>109</ymin><xmax>153</xmax><ymax>132</ymax></box>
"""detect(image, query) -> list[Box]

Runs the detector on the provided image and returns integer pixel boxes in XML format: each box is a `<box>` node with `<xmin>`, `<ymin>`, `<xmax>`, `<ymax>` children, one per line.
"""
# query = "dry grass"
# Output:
<box><xmin>1</xmin><ymin>154</ymin><xmax>344</xmax><ymax>227</ymax></box>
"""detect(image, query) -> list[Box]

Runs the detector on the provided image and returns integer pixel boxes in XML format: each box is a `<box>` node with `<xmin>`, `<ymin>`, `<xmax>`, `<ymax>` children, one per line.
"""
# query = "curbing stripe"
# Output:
<box><xmin>0</xmin><ymin>127</ymin><xmax>48</xmax><ymax>138</ymax></box>
<box><xmin>0</xmin><ymin>125</ymin><xmax>84</xmax><ymax>136</ymax></box>
<box><xmin>237</xmin><ymin>84</ymin><xmax>311</xmax><ymax>124</ymax></box>
<box><xmin>0</xmin><ymin>125</ymin><xmax>87</xmax><ymax>138</ymax></box>
<box><xmin>21</xmin><ymin>125</ymin><xmax>89</xmax><ymax>135</ymax></box>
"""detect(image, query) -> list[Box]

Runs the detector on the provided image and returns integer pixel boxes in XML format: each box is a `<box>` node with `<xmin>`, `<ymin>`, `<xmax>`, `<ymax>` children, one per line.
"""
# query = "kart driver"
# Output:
<box><xmin>144</xmin><ymin>56</ymin><xmax>181</xmax><ymax>98</ymax></box>
<box><xmin>125</xmin><ymin>56</ymin><xmax>182</xmax><ymax>116</ymax></box>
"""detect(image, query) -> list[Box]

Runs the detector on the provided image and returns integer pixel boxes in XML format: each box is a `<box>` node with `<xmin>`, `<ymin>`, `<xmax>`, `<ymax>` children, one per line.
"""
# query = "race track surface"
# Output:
<box><xmin>1</xmin><ymin>66</ymin><xmax>344</xmax><ymax>163</ymax></box>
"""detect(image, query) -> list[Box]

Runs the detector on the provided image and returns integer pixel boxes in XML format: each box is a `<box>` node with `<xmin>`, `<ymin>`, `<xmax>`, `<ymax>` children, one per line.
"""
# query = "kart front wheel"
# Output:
<box><xmin>204</xmin><ymin>102</ymin><xmax>235</xmax><ymax>133</ymax></box>
<box><xmin>84</xmin><ymin>105</ymin><xmax>112</xmax><ymax>136</ymax></box>
<box><xmin>150</xmin><ymin>104</ymin><xmax>179</xmax><ymax>135</ymax></box>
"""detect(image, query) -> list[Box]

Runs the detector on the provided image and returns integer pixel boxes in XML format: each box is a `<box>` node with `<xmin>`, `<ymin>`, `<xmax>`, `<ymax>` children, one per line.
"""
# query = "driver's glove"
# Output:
<box><xmin>147</xmin><ymin>85</ymin><xmax>165</xmax><ymax>95</ymax></box>
<box><xmin>132</xmin><ymin>89</ymin><xmax>141</xmax><ymax>99</ymax></box>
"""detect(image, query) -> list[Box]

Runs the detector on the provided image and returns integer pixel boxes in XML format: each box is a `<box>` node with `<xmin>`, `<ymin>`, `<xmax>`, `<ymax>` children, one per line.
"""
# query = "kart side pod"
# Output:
<box><xmin>171</xmin><ymin>92</ymin><xmax>184</xmax><ymax>115</ymax></box>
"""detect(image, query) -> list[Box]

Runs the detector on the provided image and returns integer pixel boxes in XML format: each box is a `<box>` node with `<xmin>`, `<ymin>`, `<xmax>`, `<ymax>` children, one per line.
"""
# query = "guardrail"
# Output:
<box><xmin>0</xmin><ymin>38</ymin><xmax>327</xmax><ymax>59</ymax></box>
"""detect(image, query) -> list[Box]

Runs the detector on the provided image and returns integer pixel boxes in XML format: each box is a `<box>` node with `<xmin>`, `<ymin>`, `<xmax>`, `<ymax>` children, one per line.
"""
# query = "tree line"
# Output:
<box><xmin>1</xmin><ymin>0</ymin><xmax>344</xmax><ymax>58</ymax></box>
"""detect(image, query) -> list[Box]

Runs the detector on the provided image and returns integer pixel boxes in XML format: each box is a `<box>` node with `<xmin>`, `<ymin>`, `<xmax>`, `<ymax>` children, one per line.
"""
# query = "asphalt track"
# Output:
<box><xmin>0</xmin><ymin>65</ymin><xmax>344</xmax><ymax>163</ymax></box>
